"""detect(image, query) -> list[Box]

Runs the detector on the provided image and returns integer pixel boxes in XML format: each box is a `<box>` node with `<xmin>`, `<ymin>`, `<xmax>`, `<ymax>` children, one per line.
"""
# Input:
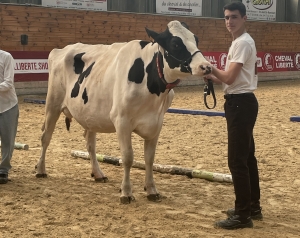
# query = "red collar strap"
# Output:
<box><xmin>156</xmin><ymin>52</ymin><xmax>181</xmax><ymax>90</ymax></box>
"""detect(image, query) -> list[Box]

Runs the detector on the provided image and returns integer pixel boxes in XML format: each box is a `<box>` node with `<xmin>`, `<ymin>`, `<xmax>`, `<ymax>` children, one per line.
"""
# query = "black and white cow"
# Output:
<box><xmin>36</xmin><ymin>20</ymin><xmax>211</xmax><ymax>203</ymax></box>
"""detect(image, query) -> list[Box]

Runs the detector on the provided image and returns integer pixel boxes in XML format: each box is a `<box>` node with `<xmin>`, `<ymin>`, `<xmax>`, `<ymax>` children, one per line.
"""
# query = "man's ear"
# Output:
<box><xmin>145</xmin><ymin>28</ymin><xmax>159</xmax><ymax>44</ymax></box>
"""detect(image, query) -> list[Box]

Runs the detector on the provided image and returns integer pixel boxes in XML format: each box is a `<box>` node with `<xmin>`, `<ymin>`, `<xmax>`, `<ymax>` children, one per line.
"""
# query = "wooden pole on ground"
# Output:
<box><xmin>71</xmin><ymin>150</ymin><xmax>232</xmax><ymax>183</ymax></box>
<box><xmin>0</xmin><ymin>141</ymin><xmax>29</xmax><ymax>150</ymax></box>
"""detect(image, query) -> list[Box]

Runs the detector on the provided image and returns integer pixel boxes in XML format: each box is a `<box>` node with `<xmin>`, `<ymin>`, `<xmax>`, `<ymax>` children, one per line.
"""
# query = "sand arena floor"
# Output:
<box><xmin>0</xmin><ymin>79</ymin><xmax>300</xmax><ymax>237</ymax></box>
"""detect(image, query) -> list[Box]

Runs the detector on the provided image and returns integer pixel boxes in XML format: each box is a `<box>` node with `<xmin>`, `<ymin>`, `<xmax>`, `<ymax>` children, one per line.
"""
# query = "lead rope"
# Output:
<box><xmin>204</xmin><ymin>79</ymin><xmax>216</xmax><ymax>109</ymax></box>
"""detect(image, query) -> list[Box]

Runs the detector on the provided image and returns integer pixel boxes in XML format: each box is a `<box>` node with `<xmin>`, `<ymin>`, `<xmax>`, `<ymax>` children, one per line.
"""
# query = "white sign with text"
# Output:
<box><xmin>156</xmin><ymin>0</ymin><xmax>202</xmax><ymax>16</ymax></box>
<box><xmin>242</xmin><ymin>0</ymin><xmax>276</xmax><ymax>21</ymax></box>
<box><xmin>42</xmin><ymin>0</ymin><xmax>107</xmax><ymax>11</ymax></box>
<box><xmin>14</xmin><ymin>59</ymin><xmax>49</xmax><ymax>74</ymax></box>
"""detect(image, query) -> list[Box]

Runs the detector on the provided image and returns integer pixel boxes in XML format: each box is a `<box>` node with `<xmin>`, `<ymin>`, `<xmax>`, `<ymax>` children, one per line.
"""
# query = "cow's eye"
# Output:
<box><xmin>172</xmin><ymin>42</ymin><xmax>181</xmax><ymax>50</ymax></box>
<box><xmin>170</xmin><ymin>37</ymin><xmax>184</xmax><ymax>51</ymax></box>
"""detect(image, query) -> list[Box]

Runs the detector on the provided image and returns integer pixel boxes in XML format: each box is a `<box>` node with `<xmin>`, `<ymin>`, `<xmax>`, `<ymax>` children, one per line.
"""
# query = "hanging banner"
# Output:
<box><xmin>10</xmin><ymin>51</ymin><xmax>50</xmax><ymax>82</ymax></box>
<box><xmin>203</xmin><ymin>52</ymin><xmax>228</xmax><ymax>71</ymax></box>
<box><xmin>156</xmin><ymin>0</ymin><xmax>202</xmax><ymax>16</ymax></box>
<box><xmin>42</xmin><ymin>0</ymin><xmax>107</xmax><ymax>11</ymax></box>
<box><xmin>256</xmin><ymin>52</ymin><xmax>300</xmax><ymax>72</ymax></box>
<box><xmin>242</xmin><ymin>0</ymin><xmax>276</xmax><ymax>21</ymax></box>
<box><xmin>203</xmin><ymin>52</ymin><xmax>300</xmax><ymax>72</ymax></box>
<box><xmin>8</xmin><ymin>51</ymin><xmax>300</xmax><ymax>82</ymax></box>
<box><xmin>14</xmin><ymin>59</ymin><xmax>48</xmax><ymax>74</ymax></box>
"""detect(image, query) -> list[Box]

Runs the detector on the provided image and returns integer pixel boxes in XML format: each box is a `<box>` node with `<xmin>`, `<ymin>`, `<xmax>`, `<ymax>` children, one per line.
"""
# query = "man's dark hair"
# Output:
<box><xmin>223</xmin><ymin>1</ymin><xmax>246</xmax><ymax>17</ymax></box>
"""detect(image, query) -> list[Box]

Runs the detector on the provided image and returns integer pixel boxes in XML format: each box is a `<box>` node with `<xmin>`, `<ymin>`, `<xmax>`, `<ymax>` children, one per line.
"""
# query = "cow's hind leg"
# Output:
<box><xmin>84</xmin><ymin>130</ymin><xmax>108</xmax><ymax>182</ymax></box>
<box><xmin>144</xmin><ymin>135</ymin><xmax>161</xmax><ymax>202</ymax></box>
<box><xmin>36</xmin><ymin>110</ymin><xmax>61</xmax><ymax>178</ymax></box>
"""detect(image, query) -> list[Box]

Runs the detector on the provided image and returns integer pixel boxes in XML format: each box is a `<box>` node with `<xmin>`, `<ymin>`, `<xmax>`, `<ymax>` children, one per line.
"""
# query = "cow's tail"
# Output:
<box><xmin>62</xmin><ymin>107</ymin><xmax>73</xmax><ymax>131</ymax></box>
<box><xmin>65</xmin><ymin>117</ymin><xmax>72</xmax><ymax>131</ymax></box>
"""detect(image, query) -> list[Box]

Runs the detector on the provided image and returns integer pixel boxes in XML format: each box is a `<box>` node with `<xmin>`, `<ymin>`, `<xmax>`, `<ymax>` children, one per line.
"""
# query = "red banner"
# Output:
<box><xmin>203</xmin><ymin>52</ymin><xmax>300</xmax><ymax>73</ymax></box>
<box><xmin>9</xmin><ymin>51</ymin><xmax>300</xmax><ymax>82</ymax></box>
<box><xmin>256</xmin><ymin>52</ymin><xmax>300</xmax><ymax>72</ymax></box>
<box><xmin>10</xmin><ymin>51</ymin><xmax>49</xmax><ymax>82</ymax></box>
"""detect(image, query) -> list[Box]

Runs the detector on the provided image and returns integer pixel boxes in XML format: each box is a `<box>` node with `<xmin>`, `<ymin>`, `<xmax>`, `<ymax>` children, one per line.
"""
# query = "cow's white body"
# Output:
<box><xmin>37</xmin><ymin>21</ymin><xmax>211</xmax><ymax>203</ymax></box>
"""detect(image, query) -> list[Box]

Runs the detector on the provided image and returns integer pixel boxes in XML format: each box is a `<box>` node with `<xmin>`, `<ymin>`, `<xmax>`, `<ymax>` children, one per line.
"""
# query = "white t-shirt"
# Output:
<box><xmin>222</xmin><ymin>32</ymin><xmax>258</xmax><ymax>94</ymax></box>
<box><xmin>0</xmin><ymin>50</ymin><xmax>18</xmax><ymax>113</ymax></box>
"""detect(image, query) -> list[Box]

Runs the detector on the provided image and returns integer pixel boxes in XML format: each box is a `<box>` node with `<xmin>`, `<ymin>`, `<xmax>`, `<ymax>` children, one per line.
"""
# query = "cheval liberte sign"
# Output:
<box><xmin>205</xmin><ymin>52</ymin><xmax>300</xmax><ymax>72</ymax></box>
<box><xmin>10</xmin><ymin>51</ymin><xmax>300</xmax><ymax>82</ymax></box>
<box><xmin>42</xmin><ymin>0</ymin><xmax>107</xmax><ymax>11</ymax></box>
<box><xmin>156</xmin><ymin>0</ymin><xmax>202</xmax><ymax>16</ymax></box>
<box><xmin>242</xmin><ymin>0</ymin><xmax>276</xmax><ymax>21</ymax></box>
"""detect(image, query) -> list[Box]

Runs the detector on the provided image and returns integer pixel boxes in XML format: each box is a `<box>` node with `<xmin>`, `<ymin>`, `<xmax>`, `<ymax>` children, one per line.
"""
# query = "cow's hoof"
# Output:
<box><xmin>36</xmin><ymin>173</ymin><xmax>47</xmax><ymax>178</ymax></box>
<box><xmin>94</xmin><ymin>177</ymin><xmax>108</xmax><ymax>183</ymax></box>
<box><xmin>120</xmin><ymin>196</ymin><xmax>135</xmax><ymax>204</ymax></box>
<box><xmin>147</xmin><ymin>193</ymin><xmax>162</xmax><ymax>202</ymax></box>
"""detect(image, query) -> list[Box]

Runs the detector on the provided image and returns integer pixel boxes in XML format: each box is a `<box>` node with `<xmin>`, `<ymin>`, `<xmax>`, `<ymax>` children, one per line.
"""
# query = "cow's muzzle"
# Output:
<box><xmin>201</xmin><ymin>65</ymin><xmax>212</xmax><ymax>75</ymax></box>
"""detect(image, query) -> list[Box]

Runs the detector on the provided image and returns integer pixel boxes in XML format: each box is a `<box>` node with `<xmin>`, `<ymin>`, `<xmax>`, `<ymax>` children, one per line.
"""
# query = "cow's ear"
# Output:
<box><xmin>145</xmin><ymin>28</ymin><xmax>159</xmax><ymax>44</ymax></box>
<box><xmin>181</xmin><ymin>22</ymin><xmax>189</xmax><ymax>30</ymax></box>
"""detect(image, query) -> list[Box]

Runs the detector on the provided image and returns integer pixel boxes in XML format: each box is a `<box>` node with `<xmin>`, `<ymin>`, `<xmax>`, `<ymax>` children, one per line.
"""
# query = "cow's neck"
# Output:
<box><xmin>156</xmin><ymin>50</ymin><xmax>180</xmax><ymax>89</ymax></box>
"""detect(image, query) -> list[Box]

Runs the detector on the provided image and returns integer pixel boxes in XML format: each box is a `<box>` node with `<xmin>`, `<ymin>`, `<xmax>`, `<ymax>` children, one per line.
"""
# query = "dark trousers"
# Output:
<box><xmin>224</xmin><ymin>93</ymin><xmax>260</xmax><ymax>218</ymax></box>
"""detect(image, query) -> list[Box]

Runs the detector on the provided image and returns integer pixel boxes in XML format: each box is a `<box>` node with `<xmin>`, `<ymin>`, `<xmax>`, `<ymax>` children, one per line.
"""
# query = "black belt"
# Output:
<box><xmin>224</xmin><ymin>93</ymin><xmax>254</xmax><ymax>100</ymax></box>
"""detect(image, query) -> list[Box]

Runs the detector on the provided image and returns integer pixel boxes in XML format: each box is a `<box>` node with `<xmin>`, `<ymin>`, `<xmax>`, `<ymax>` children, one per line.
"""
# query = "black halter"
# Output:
<box><xmin>156</xmin><ymin>52</ymin><xmax>181</xmax><ymax>90</ymax></box>
<box><xmin>164</xmin><ymin>50</ymin><xmax>202</xmax><ymax>73</ymax></box>
<box><xmin>156</xmin><ymin>48</ymin><xmax>201</xmax><ymax>89</ymax></box>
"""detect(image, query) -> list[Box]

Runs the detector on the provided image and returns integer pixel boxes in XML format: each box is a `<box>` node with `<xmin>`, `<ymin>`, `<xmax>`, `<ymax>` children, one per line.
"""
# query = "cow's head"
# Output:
<box><xmin>145</xmin><ymin>20</ymin><xmax>211</xmax><ymax>78</ymax></box>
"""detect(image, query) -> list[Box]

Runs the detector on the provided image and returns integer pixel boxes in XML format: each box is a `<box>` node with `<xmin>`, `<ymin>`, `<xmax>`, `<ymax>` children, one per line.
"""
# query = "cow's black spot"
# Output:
<box><xmin>82</xmin><ymin>88</ymin><xmax>88</xmax><ymax>104</ymax></box>
<box><xmin>71</xmin><ymin>62</ymin><xmax>95</xmax><ymax>98</ymax></box>
<box><xmin>145</xmin><ymin>52</ymin><xmax>166</xmax><ymax>96</ymax></box>
<box><xmin>128</xmin><ymin>58</ymin><xmax>145</xmax><ymax>84</ymax></box>
<box><xmin>74</xmin><ymin>53</ymin><xmax>85</xmax><ymax>74</ymax></box>
<box><xmin>78</xmin><ymin>62</ymin><xmax>95</xmax><ymax>84</ymax></box>
<box><xmin>71</xmin><ymin>82</ymin><xmax>80</xmax><ymax>98</ymax></box>
<box><xmin>154</xmin><ymin>28</ymin><xmax>193</xmax><ymax>73</ymax></box>
<box><xmin>164</xmin><ymin>36</ymin><xmax>191</xmax><ymax>69</ymax></box>
<box><xmin>139</xmin><ymin>41</ymin><xmax>150</xmax><ymax>49</ymax></box>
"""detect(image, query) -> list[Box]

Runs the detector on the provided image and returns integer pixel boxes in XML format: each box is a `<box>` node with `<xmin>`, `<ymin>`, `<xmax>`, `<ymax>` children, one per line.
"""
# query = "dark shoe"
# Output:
<box><xmin>226</xmin><ymin>207</ymin><xmax>263</xmax><ymax>220</ymax></box>
<box><xmin>215</xmin><ymin>215</ymin><xmax>253</xmax><ymax>230</ymax></box>
<box><xmin>0</xmin><ymin>173</ymin><xmax>8</xmax><ymax>184</ymax></box>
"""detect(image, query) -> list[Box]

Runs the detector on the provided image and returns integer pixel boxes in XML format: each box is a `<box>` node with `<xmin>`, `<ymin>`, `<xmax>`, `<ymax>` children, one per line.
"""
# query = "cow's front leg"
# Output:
<box><xmin>120</xmin><ymin>145</ymin><xmax>134</xmax><ymax>204</ymax></box>
<box><xmin>144</xmin><ymin>135</ymin><xmax>161</xmax><ymax>202</ymax></box>
<box><xmin>84</xmin><ymin>130</ymin><xmax>108</xmax><ymax>182</ymax></box>
<box><xmin>115</xmin><ymin>123</ymin><xmax>135</xmax><ymax>204</ymax></box>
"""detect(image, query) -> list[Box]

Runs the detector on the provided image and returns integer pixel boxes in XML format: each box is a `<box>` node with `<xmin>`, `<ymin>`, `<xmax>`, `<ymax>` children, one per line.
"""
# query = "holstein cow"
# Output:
<box><xmin>36</xmin><ymin>20</ymin><xmax>211</xmax><ymax>203</ymax></box>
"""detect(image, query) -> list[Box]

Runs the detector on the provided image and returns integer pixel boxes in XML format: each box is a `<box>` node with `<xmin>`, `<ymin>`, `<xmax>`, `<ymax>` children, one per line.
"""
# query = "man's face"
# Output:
<box><xmin>224</xmin><ymin>9</ymin><xmax>247</xmax><ymax>34</ymax></box>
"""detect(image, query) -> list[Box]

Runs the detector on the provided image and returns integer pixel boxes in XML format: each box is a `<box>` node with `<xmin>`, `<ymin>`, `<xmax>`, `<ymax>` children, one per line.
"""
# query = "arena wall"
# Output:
<box><xmin>0</xmin><ymin>4</ymin><xmax>300</xmax><ymax>95</ymax></box>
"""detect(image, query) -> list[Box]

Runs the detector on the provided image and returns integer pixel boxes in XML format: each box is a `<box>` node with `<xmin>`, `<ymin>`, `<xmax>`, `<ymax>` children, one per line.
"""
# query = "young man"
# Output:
<box><xmin>204</xmin><ymin>2</ymin><xmax>262</xmax><ymax>229</ymax></box>
<box><xmin>0</xmin><ymin>49</ymin><xmax>19</xmax><ymax>184</ymax></box>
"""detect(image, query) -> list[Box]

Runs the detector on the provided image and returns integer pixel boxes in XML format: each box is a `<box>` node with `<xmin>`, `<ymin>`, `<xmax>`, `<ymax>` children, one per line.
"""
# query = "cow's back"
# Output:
<box><xmin>48</xmin><ymin>42</ymin><xmax>127</xmax><ymax>85</ymax></box>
